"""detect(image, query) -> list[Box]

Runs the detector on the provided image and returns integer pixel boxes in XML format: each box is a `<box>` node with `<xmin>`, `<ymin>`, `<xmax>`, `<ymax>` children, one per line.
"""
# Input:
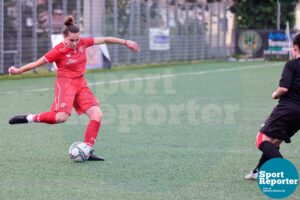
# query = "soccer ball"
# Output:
<box><xmin>68</xmin><ymin>142</ymin><xmax>91</xmax><ymax>162</ymax></box>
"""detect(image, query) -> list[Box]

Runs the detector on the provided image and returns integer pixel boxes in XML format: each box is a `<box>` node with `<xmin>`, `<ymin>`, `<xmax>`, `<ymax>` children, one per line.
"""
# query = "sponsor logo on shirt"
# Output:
<box><xmin>66</xmin><ymin>54</ymin><xmax>71</xmax><ymax>58</ymax></box>
<box><xmin>66</xmin><ymin>59</ymin><xmax>77</xmax><ymax>65</ymax></box>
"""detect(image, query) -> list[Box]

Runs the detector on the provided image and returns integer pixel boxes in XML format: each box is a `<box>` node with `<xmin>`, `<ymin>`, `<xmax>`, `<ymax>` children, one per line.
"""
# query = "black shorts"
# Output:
<box><xmin>260</xmin><ymin>102</ymin><xmax>300</xmax><ymax>143</ymax></box>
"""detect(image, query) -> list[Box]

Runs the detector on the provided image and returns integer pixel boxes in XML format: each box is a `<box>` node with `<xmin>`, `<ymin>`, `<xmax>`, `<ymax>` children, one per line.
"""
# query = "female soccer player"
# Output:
<box><xmin>245</xmin><ymin>33</ymin><xmax>300</xmax><ymax>179</ymax></box>
<box><xmin>8</xmin><ymin>16</ymin><xmax>140</xmax><ymax>161</ymax></box>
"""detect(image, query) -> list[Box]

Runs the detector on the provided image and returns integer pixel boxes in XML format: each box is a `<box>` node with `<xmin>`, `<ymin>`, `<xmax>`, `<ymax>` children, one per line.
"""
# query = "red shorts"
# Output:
<box><xmin>51</xmin><ymin>77</ymin><xmax>99</xmax><ymax>115</ymax></box>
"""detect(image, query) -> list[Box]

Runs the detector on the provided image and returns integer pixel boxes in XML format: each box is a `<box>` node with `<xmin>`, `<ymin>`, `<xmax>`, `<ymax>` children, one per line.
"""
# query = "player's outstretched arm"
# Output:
<box><xmin>272</xmin><ymin>87</ymin><xmax>288</xmax><ymax>99</ymax></box>
<box><xmin>93</xmin><ymin>37</ymin><xmax>140</xmax><ymax>52</ymax></box>
<box><xmin>8</xmin><ymin>57</ymin><xmax>47</xmax><ymax>75</ymax></box>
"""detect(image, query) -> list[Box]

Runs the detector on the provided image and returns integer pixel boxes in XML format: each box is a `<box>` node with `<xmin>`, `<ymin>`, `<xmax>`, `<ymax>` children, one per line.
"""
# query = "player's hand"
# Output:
<box><xmin>8</xmin><ymin>66</ymin><xmax>22</xmax><ymax>75</ymax></box>
<box><xmin>272</xmin><ymin>91</ymin><xmax>279</xmax><ymax>99</ymax></box>
<box><xmin>125</xmin><ymin>40</ymin><xmax>140</xmax><ymax>52</ymax></box>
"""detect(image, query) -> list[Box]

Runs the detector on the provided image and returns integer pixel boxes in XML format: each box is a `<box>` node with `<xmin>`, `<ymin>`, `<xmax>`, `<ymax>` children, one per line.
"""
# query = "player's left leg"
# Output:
<box><xmin>84</xmin><ymin>105</ymin><xmax>102</xmax><ymax>146</ymax></box>
<box><xmin>83</xmin><ymin>106</ymin><xmax>104</xmax><ymax>161</ymax></box>
<box><xmin>245</xmin><ymin>132</ymin><xmax>283</xmax><ymax>180</ymax></box>
<box><xmin>73</xmin><ymin>78</ymin><xmax>104</xmax><ymax>161</ymax></box>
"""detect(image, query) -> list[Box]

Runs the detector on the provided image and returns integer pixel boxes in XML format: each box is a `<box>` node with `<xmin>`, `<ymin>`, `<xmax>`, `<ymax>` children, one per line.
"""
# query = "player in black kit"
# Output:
<box><xmin>245</xmin><ymin>33</ymin><xmax>300</xmax><ymax>180</ymax></box>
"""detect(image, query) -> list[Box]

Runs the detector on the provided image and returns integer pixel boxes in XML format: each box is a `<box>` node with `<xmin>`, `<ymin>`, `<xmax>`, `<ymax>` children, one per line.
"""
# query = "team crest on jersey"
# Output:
<box><xmin>60</xmin><ymin>102</ymin><xmax>67</xmax><ymax>109</ymax></box>
<box><xmin>66</xmin><ymin>54</ymin><xmax>71</xmax><ymax>58</ymax></box>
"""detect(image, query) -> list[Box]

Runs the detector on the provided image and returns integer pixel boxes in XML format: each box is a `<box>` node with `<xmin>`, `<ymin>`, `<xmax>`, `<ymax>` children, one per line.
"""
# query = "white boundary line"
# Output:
<box><xmin>0</xmin><ymin>63</ymin><xmax>282</xmax><ymax>95</ymax></box>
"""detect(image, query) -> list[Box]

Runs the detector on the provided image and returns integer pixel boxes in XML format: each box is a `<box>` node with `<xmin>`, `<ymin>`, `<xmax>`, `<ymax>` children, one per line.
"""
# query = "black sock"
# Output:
<box><xmin>254</xmin><ymin>153</ymin><xmax>268</xmax><ymax>172</ymax></box>
<box><xmin>253</xmin><ymin>145</ymin><xmax>281</xmax><ymax>173</ymax></box>
<box><xmin>259</xmin><ymin>141</ymin><xmax>283</xmax><ymax>159</ymax></box>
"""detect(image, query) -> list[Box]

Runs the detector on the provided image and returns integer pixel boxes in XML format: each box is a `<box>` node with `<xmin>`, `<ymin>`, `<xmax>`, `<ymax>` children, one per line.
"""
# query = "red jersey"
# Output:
<box><xmin>43</xmin><ymin>37</ymin><xmax>94</xmax><ymax>78</ymax></box>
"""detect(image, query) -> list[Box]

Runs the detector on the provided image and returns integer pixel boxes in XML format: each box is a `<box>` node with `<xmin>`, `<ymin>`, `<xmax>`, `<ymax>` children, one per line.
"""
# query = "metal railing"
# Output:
<box><xmin>0</xmin><ymin>0</ymin><xmax>231</xmax><ymax>74</ymax></box>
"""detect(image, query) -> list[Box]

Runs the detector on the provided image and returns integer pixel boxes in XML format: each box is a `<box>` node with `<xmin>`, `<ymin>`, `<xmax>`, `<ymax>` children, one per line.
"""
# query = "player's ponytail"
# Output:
<box><xmin>64</xmin><ymin>16</ymin><xmax>74</xmax><ymax>26</ymax></box>
<box><xmin>63</xmin><ymin>16</ymin><xmax>80</xmax><ymax>36</ymax></box>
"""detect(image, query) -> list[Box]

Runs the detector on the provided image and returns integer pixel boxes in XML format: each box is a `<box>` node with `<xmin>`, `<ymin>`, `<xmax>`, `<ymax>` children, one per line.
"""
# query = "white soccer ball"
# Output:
<box><xmin>68</xmin><ymin>142</ymin><xmax>91</xmax><ymax>162</ymax></box>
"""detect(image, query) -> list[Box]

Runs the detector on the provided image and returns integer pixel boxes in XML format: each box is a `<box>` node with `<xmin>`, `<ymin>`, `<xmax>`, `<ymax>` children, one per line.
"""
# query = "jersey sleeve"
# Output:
<box><xmin>279</xmin><ymin>61</ymin><xmax>294</xmax><ymax>88</ymax></box>
<box><xmin>43</xmin><ymin>48</ymin><xmax>60</xmax><ymax>63</ymax></box>
<box><xmin>80</xmin><ymin>37</ymin><xmax>94</xmax><ymax>48</ymax></box>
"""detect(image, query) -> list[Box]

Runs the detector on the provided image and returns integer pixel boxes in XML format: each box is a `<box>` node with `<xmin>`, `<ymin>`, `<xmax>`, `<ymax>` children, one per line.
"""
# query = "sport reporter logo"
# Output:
<box><xmin>258</xmin><ymin>158</ymin><xmax>299</xmax><ymax>199</ymax></box>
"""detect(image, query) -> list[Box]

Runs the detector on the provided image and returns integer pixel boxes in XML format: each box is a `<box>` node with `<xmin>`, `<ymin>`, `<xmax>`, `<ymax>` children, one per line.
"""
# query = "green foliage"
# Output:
<box><xmin>231</xmin><ymin>0</ymin><xmax>298</xmax><ymax>30</ymax></box>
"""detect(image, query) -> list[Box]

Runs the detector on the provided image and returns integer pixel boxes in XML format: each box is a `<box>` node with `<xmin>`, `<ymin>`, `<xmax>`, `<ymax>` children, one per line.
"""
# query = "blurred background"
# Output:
<box><xmin>0</xmin><ymin>0</ymin><xmax>299</xmax><ymax>74</ymax></box>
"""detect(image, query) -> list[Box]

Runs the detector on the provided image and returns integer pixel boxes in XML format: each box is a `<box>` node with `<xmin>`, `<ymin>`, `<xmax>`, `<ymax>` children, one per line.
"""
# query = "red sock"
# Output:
<box><xmin>84</xmin><ymin>120</ymin><xmax>101</xmax><ymax>146</ymax></box>
<box><xmin>33</xmin><ymin>112</ymin><xmax>57</xmax><ymax>124</ymax></box>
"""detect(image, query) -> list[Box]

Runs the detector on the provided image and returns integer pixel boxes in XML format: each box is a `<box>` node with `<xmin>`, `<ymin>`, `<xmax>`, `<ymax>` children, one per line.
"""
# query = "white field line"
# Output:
<box><xmin>0</xmin><ymin>63</ymin><xmax>282</xmax><ymax>95</ymax></box>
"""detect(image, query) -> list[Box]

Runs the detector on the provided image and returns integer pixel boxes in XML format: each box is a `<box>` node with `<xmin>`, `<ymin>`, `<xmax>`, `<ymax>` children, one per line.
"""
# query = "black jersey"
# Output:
<box><xmin>279</xmin><ymin>58</ymin><xmax>300</xmax><ymax>105</ymax></box>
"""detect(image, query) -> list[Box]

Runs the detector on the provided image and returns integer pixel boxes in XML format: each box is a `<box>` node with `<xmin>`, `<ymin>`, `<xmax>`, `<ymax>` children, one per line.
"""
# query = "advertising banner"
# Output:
<box><xmin>149</xmin><ymin>28</ymin><xmax>170</xmax><ymax>51</ymax></box>
<box><xmin>236</xmin><ymin>30</ymin><xmax>294</xmax><ymax>58</ymax></box>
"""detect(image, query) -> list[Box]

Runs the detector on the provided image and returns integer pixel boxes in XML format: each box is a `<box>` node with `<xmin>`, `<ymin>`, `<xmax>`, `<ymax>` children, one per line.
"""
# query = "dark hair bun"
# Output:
<box><xmin>64</xmin><ymin>16</ymin><xmax>74</xmax><ymax>26</ymax></box>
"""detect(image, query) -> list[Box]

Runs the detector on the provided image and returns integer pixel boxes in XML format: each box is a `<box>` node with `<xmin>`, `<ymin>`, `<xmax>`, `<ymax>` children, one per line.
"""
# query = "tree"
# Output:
<box><xmin>231</xmin><ymin>0</ymin><xmax>298</xmax><ymax>30</ymax></box>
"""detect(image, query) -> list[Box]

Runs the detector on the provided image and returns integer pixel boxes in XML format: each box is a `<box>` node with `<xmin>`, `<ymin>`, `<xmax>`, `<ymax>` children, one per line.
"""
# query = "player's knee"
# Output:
<box><xmin>94</xmin><ymin>108</ymin><xmax>102</xmax><ymax>122</ymax></box>
<box><xmin>56</xmin><ymin>112</ymin><xmax>69</xmax><ymax>123</ymax></box>
<box><xmin>90</xmin><ymin>107</ymin><xmax>102</xmax><ymax>122</ymax></box>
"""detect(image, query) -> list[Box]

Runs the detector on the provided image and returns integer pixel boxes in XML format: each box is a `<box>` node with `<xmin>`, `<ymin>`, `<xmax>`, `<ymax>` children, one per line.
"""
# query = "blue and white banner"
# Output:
<box><xmin>263</xmin><ymin>31</ymin><xmax>291</xmax><ymax>56</ymax></box>
<box><xmin>149</xmin><ymin>28</ymin><xmax>170</xmax><ymax>51</ymax></box>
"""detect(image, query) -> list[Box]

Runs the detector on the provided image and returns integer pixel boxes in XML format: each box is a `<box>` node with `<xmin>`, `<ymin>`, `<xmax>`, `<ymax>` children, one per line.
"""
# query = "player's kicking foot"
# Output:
<box><xmin>9</xmin><ymin>114</ymin><xmax>29</xmax><ymax>124</ymax></box>
<box><xmin>88</xmin><ymin>150</ymin><xmax>104</xmax><ymax>161</ymax></box>
<box><xmin>244</xmin><ymin>170</ymin><xmax>258</xmax><ymax>180</ymax></box>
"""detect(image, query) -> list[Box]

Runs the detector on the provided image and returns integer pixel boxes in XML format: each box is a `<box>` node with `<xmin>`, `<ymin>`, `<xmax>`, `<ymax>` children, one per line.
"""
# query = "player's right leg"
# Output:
<box><xmin>83</xmin><ymin>106</ymin><xmax>104</xmax><ymax>161</ymax></box>
<box><xmin>9</xmin><ymin>78</ymin><xmax>75</xmax><ymax>125</ymax></box>
<box><xmin>8</xmin><ymin>114</ymin><xmax>29</xmax><ymax>124</ymax></box>
<box><xmin>9</xmin><ymin>112</ymin><xmax>69</xmax><ymax>124</ymax></box>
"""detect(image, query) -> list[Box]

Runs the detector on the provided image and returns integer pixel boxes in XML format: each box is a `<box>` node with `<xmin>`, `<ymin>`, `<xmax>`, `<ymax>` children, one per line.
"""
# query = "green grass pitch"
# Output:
<box><xmin>0</xmin><ymin>61</ymin><xmax>299</xmax><ymax>200</ymax></box>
